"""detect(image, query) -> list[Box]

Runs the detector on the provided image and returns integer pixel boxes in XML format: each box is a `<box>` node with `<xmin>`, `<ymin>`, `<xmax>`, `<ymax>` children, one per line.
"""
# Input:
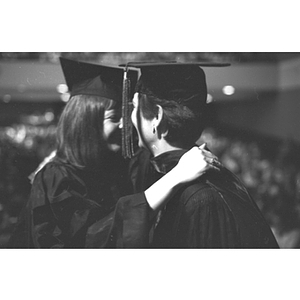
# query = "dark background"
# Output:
<box><xmin>1</xmin><ymin>52</ymin><xmax>300</xmax><ymax>248</ymax></box>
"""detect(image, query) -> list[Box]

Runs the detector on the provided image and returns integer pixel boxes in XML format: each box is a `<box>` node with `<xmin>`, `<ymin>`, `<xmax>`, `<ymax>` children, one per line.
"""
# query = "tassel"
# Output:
<box><xmin>121</xmin><ymin>67</ymin><xmax>134</xmax><ymax>159</ymax></box>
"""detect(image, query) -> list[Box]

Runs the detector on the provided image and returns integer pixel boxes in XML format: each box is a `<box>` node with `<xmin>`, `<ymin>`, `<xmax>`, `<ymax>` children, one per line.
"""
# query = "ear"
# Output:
<box><xmin>155</xmin><ymin>105</ymin><xmax>168</xmax><ymax>138</ymax></box>
<box><xmin>155</xmin><ymin>105</ymin><xmax>164</xmax><ymax>127</ymax></box>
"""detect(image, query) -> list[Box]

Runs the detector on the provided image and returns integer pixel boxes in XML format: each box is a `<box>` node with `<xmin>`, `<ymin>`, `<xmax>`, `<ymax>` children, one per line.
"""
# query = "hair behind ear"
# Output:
<box><xmin>139</xmin><ymin>93</ymin><xmax>205</xmax><ymax>148</ymax></box>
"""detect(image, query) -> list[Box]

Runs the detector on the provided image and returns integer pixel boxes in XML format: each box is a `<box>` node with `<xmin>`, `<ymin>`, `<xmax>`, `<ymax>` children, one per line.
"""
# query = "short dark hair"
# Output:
<box><xmin>138</xmin><ymin>92</ymin><xmax>206</xmax><ymax>149</ymax></box>
<box><xmin>56</xmin><ymin>95</ymin><xmax>116</xmax><ymax>169</ymax></box>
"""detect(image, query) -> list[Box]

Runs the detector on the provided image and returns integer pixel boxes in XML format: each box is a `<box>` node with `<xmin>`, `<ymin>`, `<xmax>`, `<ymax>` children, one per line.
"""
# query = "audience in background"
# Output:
<box><xmin>198</xmin><ymin>128</ymin><xmax>300</xmax><ymax>248</ymax></box>
<box><xmin>1</xmin><ymin>123</ymin><xmax>300</xmax><ymax>248</ymax></box>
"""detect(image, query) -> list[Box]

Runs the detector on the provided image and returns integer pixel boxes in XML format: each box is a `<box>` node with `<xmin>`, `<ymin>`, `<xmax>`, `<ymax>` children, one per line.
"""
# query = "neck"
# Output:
<box><xmin>149</xmin><ymin>139</ymin><xmax>182</xmax><ymax>157</ymax></box>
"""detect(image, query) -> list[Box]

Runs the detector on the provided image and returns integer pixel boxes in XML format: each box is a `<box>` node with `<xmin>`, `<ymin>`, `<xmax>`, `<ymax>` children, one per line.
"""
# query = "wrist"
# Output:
<box><xmin>168</xmin><ymin>165</ymin><xmax>186</xmax><ymax>186</ymax></box>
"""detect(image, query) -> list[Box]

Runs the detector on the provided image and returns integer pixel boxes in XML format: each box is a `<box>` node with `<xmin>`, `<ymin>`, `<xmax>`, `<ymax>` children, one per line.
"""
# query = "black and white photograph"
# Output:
<box><xmin>1</xmin><ymin>2</ymin><xmax>299</xmax><ymax>299</ymax></box>
<box><xmin>1</xmin><ymin>52</ymin><xmax>300</xmax><ymax>250</ymax></box>
<box><xmin>1</xmin><ymin>51</ymin><xmax>299</xmax><ymax>293</ymax></box>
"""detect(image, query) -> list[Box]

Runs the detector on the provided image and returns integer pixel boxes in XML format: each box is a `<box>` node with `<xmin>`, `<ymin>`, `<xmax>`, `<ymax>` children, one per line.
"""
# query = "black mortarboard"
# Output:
<box><xmin>60</xmin><ymin>57</ymin><xmax>137</xmax><ymax>103</ymax></box>
<box><xmin>120</xmin><ymin>61</ymin><xmax>230</xmax><ymax>104</ymax></box>
<box><xmin>119</xmin><ymin>61</ymin><xmax>230</xmax><ymax>158</ymax></box>
<box><xmin>59</xmin><ymin>57</ymin><xmax>138</xmax><ymax>158</ymax></box>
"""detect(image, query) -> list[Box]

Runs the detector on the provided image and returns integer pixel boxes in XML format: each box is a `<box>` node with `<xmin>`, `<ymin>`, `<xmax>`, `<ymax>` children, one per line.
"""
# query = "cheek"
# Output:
<box><xmin>102</xmin><ymin>125</ymin><xmax>110</xmax><ymax>140</ymax></box>
<box><xmin>131</xmin><ymin>108</ymin><xmax>137</xmax><ymax>128</ymax></box>
<box><xmin>103</xmin><ymin>122</ymin><xmax>116</xmax><ymax>140</ymax></box>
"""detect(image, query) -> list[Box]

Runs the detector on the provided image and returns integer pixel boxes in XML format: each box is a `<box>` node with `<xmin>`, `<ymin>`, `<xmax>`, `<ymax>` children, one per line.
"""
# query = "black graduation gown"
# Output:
<box><xmin>8</xmin><ymin>156</ymin><xmax>129</xmax><ymax>248</ymax></box>
<box><xmin>110</xmin><ymin>149</ymin><xmax>279</xmax><ymax>248</ymax></box>
<box><xmin>104</xmin><ymin>148</ymin><xmax>158</xmax><ymax>248</ymax></box>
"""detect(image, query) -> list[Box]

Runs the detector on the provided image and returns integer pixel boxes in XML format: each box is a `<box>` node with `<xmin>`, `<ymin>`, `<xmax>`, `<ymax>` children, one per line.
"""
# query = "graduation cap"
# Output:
<box><xmin>59</xmin><ymin>57</ymin><xmax>138</xmax><ymax>158</ymax></box>
<box><xmin>120</xmin><ymin>61</ymin><xmax>230</xmax><ymax>103</ymax></box>
<box><xmin>119</xmin><ymin>61</ymin><xmax>230</xmax><ymax>157</ymax></box>
<box><xmin>60</xmin><ymin>57</ymin><xmax>138</xmax><ymax>101</ymax></box>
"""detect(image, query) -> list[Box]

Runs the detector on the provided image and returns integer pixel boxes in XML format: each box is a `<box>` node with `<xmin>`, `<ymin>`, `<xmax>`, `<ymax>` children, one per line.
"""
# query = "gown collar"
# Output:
<box><xmin>150</xmin><ymin>149</ymin><xmax>188</xmax><ymax>174</ymax></box>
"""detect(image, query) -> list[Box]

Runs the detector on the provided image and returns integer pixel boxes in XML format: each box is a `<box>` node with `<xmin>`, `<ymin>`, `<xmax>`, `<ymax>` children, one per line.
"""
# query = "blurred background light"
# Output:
<box><xmin>56</xmin><ymin>83</ymin><xmax>68</xmax><ymax>94</ymax></box>
<box><xmin>44</xmin><ymin>111</ymin><xmax>54</xmax><ymax>122</ymax></box>
<box><xmin>222</xmin><ymin>85</ymin><xmax>235</xmax><ymax>95</ymax></box>
<box><xmin>60</xmin><ymin>93</ymin><xmax>70</xmax><ymax>102</ymax></box>
<box><xmin>3</xmin><ymin>94</ymin><xmax>11</xmax><ymax>103</ymax></box>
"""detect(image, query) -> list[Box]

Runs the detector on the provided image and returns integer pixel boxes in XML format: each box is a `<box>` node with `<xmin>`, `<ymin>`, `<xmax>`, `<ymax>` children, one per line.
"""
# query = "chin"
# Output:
<box><xmin>108</xmin><ymin>144</ymin><xmax>121</xmax><ymax>153</ymax></box>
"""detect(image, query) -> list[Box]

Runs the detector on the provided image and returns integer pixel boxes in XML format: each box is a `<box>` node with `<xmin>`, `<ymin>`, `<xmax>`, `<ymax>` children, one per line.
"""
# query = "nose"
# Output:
<box><xmin>118</xmin><ymin>117</ymin><xmax>123</xmax><ymax>129</ymax></box>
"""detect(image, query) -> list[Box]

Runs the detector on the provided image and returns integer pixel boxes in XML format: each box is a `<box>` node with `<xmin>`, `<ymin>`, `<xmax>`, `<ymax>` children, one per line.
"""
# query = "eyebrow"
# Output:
<box><xmin>104</xmin><ymin>109</ymin><xmax>118</xmax><ymax>116</ymax></box>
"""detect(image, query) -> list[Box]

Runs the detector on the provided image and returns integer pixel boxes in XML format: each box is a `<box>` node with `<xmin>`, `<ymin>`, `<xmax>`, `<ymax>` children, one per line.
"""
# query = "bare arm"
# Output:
<box><xmin>145</xmin><ymin>144</ymin><xmax>219</xmax><ymax>213</ymax></box>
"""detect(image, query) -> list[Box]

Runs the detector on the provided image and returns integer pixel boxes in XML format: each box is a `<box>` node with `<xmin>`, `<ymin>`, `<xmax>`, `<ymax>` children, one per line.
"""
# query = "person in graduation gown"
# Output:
<box><xmin>109</xmin><ymin>62</ymin><xmax>279</xmax><ymax>248</ymax></box>
<box><xmin>8</xmin><ymin>58</ymin><xmax>217</xmax><ymax>248</ymax></box>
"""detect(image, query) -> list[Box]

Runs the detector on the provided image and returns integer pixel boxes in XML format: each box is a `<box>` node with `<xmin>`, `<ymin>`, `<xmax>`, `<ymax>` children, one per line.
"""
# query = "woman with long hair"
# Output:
<box><xmin>9</xmin><ymin>58</ymin><xmax>217</xmax><ymax>248</ymax></box>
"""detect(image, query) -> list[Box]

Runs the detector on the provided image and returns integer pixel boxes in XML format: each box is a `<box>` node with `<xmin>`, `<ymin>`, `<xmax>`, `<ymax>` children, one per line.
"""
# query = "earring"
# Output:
<box><xmin>153</xmin><ymin>126</ymin><xmax>156</xmax><ymax>134</ymax></box>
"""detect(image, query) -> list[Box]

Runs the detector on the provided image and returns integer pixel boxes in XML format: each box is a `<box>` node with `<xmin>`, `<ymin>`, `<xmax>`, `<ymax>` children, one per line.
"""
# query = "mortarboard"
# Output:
<box><xmin>120</xmin><ymin>61</ymin><xmax>230</xmax><ymax>104</ymax></box>
<box><xmin>119</xmin><ymin>61</ymin><xmax>230</xmax><ymax>158</ymax></box>
<box><xmin>60</xmin><ymin>57</ymin><xmax>138</xmax><ymax>103</ymax></box>
<box><xmin>59</xmin><ymin>57</ymin><xmax>138</xmax><ymax>158</ymax></box>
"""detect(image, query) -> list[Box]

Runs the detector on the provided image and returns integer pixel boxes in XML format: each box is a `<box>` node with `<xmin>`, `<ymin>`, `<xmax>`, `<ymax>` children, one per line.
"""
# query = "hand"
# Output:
<box><xmin>198</xmin><ymin>143</ymin><xmax>222</xmax><ymax>168</ymax></box>
<box><xmin>145</xmin><ymin>143</ymin><xmax>221</xmax><ymax>212</ymax></box>
<box><xmin>174</xmin><ymin>143</ymin><xmax>221</xmax><ymax>184</ymax></box>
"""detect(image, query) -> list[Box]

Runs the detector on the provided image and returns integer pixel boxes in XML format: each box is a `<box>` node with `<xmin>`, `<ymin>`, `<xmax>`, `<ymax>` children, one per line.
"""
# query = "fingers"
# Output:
<box><xmin>207</xmin><ymin>157</ymin><xmax>215</xmax><ymax>164</ymax></box>
<box><xmin>206</xmin><ymin>161</ymin><xmax>221</xmax><ymax>172</ymax></box>
<box><xmin>198</xmin><ymin>144</ymin><xmax>214</xmax><ymax>157</ymax></box>
<box><xmin>199</xmin><ymin>143</ymin><xmax>210</xmax><ymax>151</ymax></box>
<box><xmin>198</xmin><ymin>144</ymin><xmax>220</xmax><ymax>161</ymax></box>
<box><xmin>198</xmin><ymin>143</ymin><xmax>210</xmax><ymax>151</ymax></box>
<box><xmin>194</xmin><ymin>144</ymin><xmax>222</xmax><ymax>171</ymax></box>
<box><xmin>203</xmin><ymin>153</ymin><xmax>222</xmax><ymax>172</ymax></box>
<box><xmin>210</xmin><ymin>157</ymin><xmax>220</xmax><ymax>165</ymax></box>
<box><xmin>198</xmin><ymin>146</ymin><xmax>218</xmax><ymax>162</ymax></box>
<box><xmin>198</xmin><ymin>143</ymin><xmax>206</xmax><ymax>150</ymax></box>
<box><xmin>205</xmin><ymin>156</ymin><xmax>218</xmax><ymax>165</ymax></box>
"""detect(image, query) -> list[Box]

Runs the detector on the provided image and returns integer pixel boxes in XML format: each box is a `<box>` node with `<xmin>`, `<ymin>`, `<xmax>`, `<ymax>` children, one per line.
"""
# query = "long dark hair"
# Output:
<box><xmin>56</xmin><ymin>95</ymin><xmax>116</xmax><ymax>170</ymax></box>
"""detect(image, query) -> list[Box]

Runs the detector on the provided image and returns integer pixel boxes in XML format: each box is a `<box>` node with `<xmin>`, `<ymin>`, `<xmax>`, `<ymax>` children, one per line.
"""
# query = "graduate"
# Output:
<box><xmin>110</xmin><ymin>61</ymin><xmax>279</xmax><ymax>248</ymax></box>
<box><xmin>8</xmin><ymin>58</ymin><xmax>216</xmax><ymax>248</ymax></box>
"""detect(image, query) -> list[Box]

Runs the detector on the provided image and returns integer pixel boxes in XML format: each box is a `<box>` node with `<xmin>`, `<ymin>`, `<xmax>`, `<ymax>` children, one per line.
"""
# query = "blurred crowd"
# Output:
<box><xmin>1</xmin><ymin>120</ymin><xmax>300</xmax><ymax>248</ymax></box>
<box><xmin>200</xmin><ymin>128</ymin><xmax>300</xmax><ymax>248</ymax></box>
<box><xmin>0</xmin><ymin>112</ymin><xmax>57</xmax><ymax>247</ymax></box>
<box><xmin>0</xmin><ymin>52</ymin><xmax>284</xmax><ymax>65</ymax></box>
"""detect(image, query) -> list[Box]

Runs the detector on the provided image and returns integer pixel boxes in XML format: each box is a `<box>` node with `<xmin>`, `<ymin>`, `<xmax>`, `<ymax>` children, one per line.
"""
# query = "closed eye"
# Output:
<box><xmin>104</xmin><ymin>111</ymin><xmax>120</xmax><ymax>122</ymax></box>
<box><xmin>106</xmin><ymin>115</ymin><xmax>120</xmax><ymax>122</ymax></box>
